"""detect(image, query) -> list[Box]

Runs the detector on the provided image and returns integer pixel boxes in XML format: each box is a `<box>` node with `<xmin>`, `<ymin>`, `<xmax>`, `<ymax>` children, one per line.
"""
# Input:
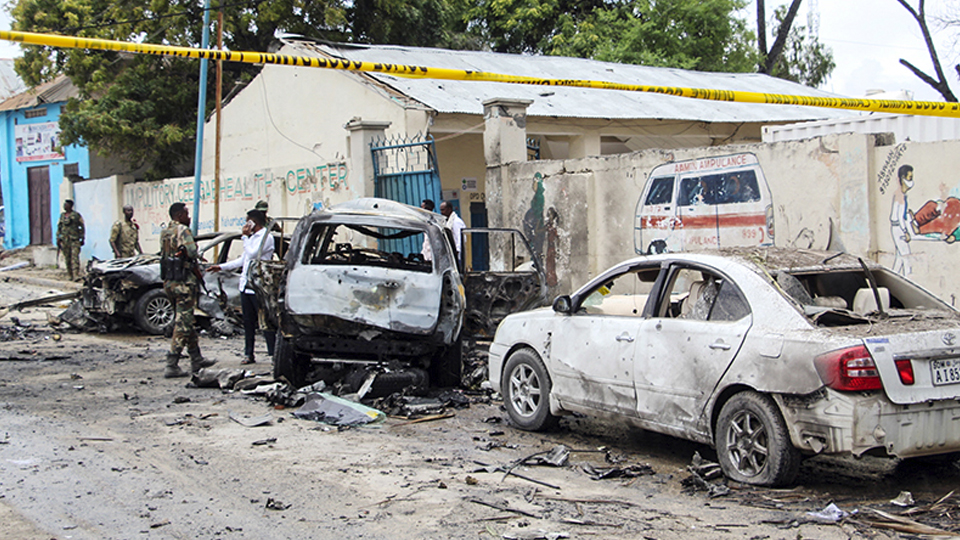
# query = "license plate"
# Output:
<box><xmin>931</xmin><ymin>358</ymin><xmax>960</xmax><ymax>386</ymax></box>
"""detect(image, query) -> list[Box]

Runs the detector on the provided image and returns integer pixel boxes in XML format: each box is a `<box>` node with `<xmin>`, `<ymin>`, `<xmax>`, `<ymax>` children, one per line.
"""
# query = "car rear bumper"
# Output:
<box><xmin>775</xmin><ymin>389</ymin><xmax>960</xmax><ymax>458</ymax></box>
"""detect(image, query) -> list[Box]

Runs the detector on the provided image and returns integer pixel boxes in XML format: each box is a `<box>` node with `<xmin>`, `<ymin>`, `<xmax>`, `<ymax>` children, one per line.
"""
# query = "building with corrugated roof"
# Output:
<box><xmin>0</xmin><ymin>75</ymin><xmax>135</xmax><ymax>250</ymax></box>
<box><xmin>197</xmin><ymin>37</ymin><xmax>858</xmax><ymax>231</ymax></box>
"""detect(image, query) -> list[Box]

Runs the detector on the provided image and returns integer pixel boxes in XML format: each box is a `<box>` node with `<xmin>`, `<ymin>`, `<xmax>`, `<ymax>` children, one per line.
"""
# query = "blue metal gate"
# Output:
<box><xmin>371</xmin><ymin>134</ymin><xmax>442</xmax><ymax>256</ymax></box>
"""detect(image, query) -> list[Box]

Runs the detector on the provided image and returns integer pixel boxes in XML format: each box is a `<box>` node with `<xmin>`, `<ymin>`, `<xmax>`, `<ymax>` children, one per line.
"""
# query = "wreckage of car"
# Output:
<box><xmin>252</xmin><ymin>198</ymin><xmax>545</xmax><ymax>394</ymax></box>
<box><xmin>76</xmin><ymin>230</ymin><xmax>288</xmax><ymax>334</ymax></box>
<box><xmin>488</xmin><ymin>247</ymin><xmax>960</xmax><ymax>486</ymax></box>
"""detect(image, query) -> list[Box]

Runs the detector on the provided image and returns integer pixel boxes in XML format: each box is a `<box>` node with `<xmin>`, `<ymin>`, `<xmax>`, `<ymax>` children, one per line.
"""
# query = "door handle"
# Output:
<box><xmin>380</xmin><ymin>281</ymin><xmax>401</xmax><ymax>289</ymax></box>
<box><xmin>616</xmin><ymin>333</ymin><xmax>635</xmax><ymax>343</ymax></box>
<box><xmin>709</xmin><ymin>341</ymin><xmax>731</xmax><ymax>350</ymax></box>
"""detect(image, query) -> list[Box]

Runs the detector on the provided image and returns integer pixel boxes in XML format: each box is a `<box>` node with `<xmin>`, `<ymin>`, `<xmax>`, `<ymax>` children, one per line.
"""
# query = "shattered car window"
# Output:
<box><xmin>300</xmin><ymin>223</ymin><xmax>432</xmax><ymax>273</ymax></box>
<box><xmin>659</xmin><ymin>267</ymin><xmax>749</xmax><ymax>322</ymax></box>
<box><xmin>580</xmin><ymin>267</ymin><xmax>659</xmax><ymax>316</ymax></box>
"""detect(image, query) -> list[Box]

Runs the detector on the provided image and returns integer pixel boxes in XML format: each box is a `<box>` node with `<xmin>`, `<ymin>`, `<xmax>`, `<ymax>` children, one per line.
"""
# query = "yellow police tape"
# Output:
<box><xmin>2</xmin><ymin>29</ymin><xmax>959</xmax><ymax>118</ymax></box>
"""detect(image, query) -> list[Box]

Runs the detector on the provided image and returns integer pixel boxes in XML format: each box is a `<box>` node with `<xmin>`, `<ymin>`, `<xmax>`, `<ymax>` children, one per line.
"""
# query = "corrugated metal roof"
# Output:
<box><xmin>0</xmin><ymin>74</ymin><xmax>78</xmax><ymax>111</ymax></box>
<box><xmin>0</xmin><ymin>59</ymin><xmax>26</xmax><ymax>101</ymax></box>
<box><xmin>281</xmin><ymin>38</ymin><xmax>858</xmax><ymax>123</ymax></box>
<box><xmin>762</xmin><ymin>113</ymin><xmax>960</xmax><ymax>143</ymax></box>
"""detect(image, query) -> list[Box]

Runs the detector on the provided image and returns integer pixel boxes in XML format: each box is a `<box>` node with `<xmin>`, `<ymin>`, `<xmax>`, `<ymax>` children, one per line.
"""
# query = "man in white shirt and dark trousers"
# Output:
<box><xmin>440</xmin><ymin>200</ymin><xmax>465</xmax><ymax>259</ymax></box>
<box><xmin>209</xmin><ymin>209</ymin><xmax>276</xmax><ymax>365</ymax></box>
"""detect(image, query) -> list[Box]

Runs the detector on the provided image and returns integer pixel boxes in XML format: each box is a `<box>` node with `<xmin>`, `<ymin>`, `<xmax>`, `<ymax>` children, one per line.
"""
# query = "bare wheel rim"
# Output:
<box><xmin>725</xmin><ymin>409</ymin><xmax>769</xmax><ymax>478</ymax></box>
<box><xmin>146</xmin><ymin>297</ymin><xmax>174</xmax><ymax>328</ymax></box>
<box><xmin>508</xmin><ymin>363</ymin><xmax>541</xmax><ymax>418</ymax></box>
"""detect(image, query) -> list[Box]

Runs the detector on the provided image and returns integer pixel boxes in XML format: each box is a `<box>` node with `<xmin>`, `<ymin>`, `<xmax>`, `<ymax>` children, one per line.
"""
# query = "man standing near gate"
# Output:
<box><xmin>160</xmin><ymin>202</ymin><xmax>216</xmax><ymax>378</ymax></box>
<box><xmin>56</xmin><ymin>199</ymin><xmax>85</xmax><ymax>281</ymax></box>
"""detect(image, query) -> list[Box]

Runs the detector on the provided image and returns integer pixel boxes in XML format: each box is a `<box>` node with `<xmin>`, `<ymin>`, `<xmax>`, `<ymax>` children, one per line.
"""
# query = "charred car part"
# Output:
<box><xmin>253</xmin><ymin>199</ymin><xmax>545</xmax><ymax>391</ymax></box>
<box><xmin>489</xmin><ymin>247</ymin><xmax>960</xmax><ymax>487</ymax></box>
<box><xmin>76</xmin><ymin>230</ymin><xmax>290</xmax><ymax>334</ymax></box>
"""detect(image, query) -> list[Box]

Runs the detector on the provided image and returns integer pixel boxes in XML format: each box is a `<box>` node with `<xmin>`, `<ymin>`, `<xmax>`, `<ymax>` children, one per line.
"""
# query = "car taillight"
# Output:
<box><xmin>895</xmin><ymin>358</ymin><xmax>915</xmax><ymax>385</ymax></box>
<box><xmin>814</xmin><ymin>345</ymin><xmax>882</xmax><ymax>391</ymax></box>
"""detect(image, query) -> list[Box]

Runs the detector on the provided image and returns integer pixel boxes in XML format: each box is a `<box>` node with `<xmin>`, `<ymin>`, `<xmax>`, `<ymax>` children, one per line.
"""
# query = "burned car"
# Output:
<box><xmin>79</xmin><ymin>230</ymin><xmax>288</xmax><ymax>334</ymax></box>
<box><xmin>489</xmin><ymin>247</ymin><xmax>960</xmax><ymax>486</ymax></box>
<box><xmin>252</xmin><ymin>198</ymin><xmax>545</xmax><ymax>393</ymax></box>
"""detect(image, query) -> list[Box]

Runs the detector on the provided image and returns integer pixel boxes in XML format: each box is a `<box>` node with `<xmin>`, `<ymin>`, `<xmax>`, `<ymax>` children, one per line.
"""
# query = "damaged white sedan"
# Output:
<box><xmin>488</xmin><ymin>248</ymin><xmax>960</xmax><ymax>486</ymax></box>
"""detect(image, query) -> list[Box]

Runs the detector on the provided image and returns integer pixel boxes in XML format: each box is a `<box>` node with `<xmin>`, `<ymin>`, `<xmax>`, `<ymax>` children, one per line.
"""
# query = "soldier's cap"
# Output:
<box><xmin>254</xmin><ymin>200</ymin><xmax>268</xmax><ymax>212</ymax></box>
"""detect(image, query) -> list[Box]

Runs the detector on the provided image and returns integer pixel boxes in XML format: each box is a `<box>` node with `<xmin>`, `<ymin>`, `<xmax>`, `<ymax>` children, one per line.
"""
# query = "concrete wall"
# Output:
<box><xmin>72</xmin><ymin>175</ymin><xmax>124</xmax><ymax>261</ymax></box>
<box><xmin>490</xmin><ymin>133</ymin><xmax>960</xmax><ymax>304</ymax></box>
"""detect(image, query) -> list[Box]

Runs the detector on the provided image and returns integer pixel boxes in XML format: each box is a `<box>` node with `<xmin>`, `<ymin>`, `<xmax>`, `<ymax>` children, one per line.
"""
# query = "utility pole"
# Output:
<box><xmin>191</xmin><ymin>0</ymin><xmax>212</xmax><ymax>236</ymax></box>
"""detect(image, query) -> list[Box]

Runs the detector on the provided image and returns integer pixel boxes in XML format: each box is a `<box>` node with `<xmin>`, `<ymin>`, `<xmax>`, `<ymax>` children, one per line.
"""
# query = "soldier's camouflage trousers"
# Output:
<box><xmin>62</xmin><ymin>243</ymin><xmax>81</xmax><ymax>279</ymax></box>
<box><xmin>164</xmin><ymin>281</ymin><xmax>198</xmax><ymax>356</ymax></box>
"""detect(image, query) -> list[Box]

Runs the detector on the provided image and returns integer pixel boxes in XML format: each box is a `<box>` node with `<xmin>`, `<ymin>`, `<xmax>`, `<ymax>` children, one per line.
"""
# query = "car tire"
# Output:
<box><xmin>273</xmin><ymin>334</ymin><xmax>308</xmax><ymax>389</ymax></box>
<box><xmin>501</xmin><ymin>348</ymin><xmax>559</xmax><ymax>431</ymax></box>
<box><xmin>430</xmin><ymin>338</ymin><xmax>463</xmax><ymax>388</ymax></box>
<box><xmin>134</xmin><ymin>289</ymin><xmax>174</xmax><ymax>335</ymax></box>
<box><xmin>715</xmin><ymin>391</ymin><xmax>800</xmax><ymax>487</ymax></box>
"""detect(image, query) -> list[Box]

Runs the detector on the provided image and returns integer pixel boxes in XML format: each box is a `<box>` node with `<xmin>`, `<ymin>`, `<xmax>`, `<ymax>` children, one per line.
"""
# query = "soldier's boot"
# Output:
<box><xmin>164</xmin><ymin>353</ymin><xmax>188</xmax><ymax>379</ymax></box>
<box><xmin>189</xmin><ymin>348</ymin><xmax>216</xmax><ymax>373</ymax></box>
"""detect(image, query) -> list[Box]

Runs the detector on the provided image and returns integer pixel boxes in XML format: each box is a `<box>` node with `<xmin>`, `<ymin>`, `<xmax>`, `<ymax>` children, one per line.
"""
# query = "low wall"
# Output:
<box><xmin>491</xmin><ymin>133</ymin><xmax>960</xmax><ymax>304</ymax></box>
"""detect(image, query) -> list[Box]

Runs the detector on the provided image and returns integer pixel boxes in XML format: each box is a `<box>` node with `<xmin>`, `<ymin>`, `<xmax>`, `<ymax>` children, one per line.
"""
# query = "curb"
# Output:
<box><xmin>1</xmin><ymin>271</ymin><xmax>82</xmax><ymax>292</ymax></box>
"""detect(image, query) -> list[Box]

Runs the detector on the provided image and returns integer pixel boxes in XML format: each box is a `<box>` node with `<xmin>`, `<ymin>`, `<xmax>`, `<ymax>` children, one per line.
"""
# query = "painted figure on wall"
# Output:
<box><xmin>890</xmin><ymin>164</ymin><xmax>914</xmax><ymax>276</ymax></box>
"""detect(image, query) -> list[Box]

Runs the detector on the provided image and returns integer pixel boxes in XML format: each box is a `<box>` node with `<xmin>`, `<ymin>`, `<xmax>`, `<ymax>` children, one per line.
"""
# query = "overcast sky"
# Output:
<box><xmin>0</xmin><ymin>1</ymin><xmax>956</xmax><ymax>102</ymax></box>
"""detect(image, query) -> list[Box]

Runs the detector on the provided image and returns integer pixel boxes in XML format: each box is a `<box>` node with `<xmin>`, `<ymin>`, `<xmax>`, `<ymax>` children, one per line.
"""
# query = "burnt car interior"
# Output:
<box><xmin>301</xmin><ymin>223</ymin><xmax>431</xmax><ymax>273</ymax></box>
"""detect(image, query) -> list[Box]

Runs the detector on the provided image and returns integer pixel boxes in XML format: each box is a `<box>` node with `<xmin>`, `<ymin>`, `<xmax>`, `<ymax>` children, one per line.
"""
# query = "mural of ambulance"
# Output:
<box><xmin>634</xmin><ymin>153</ymin><xmax>775</xmax><ymax>254</ymax></box>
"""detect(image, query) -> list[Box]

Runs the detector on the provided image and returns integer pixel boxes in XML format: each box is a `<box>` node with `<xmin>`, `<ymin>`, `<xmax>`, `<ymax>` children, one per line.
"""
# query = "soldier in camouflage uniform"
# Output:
<box><xmin>109</xmin><ymin>205</ymin><xmax>142</xmax><ymax>258</ymax></box>
<box><xmin>56</xmin><ymin>200</ymin><xmax>85</xmax><ymax>280</ymax></box>
<box><xmin>160</xmin><ymin>202</ymin><xmax>216</xmax><ymax>378</ymax></box>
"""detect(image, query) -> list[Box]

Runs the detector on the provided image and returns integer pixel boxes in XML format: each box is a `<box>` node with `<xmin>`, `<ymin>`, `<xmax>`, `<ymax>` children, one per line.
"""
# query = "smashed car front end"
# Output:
<box><xmin>81</xmin><ymin>257</ymin><xmax>160</xmax><ymax>318</ymax></box>
<box><xmin>276</xmin><ymin>200</ymin><xmax>465</xmax><ymax>366</ymax></box>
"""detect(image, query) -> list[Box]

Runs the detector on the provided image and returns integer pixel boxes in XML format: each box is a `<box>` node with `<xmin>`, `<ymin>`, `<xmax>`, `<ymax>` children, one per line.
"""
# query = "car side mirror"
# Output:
<box><xmin>552</xmin><ymin>295</ymin><xmax>572</xmax><ymax>314</ymax></box>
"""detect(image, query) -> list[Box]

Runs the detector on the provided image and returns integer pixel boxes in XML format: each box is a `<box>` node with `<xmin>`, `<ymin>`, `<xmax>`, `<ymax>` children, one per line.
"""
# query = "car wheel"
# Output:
<box><xmin>273</xmin><ymin>333</ymin><xmax>308</xmax><ymax>389</ymax></box>
<box><xmin>715</xmin><ymin>391</ymin><xmax>800</xmax><ymax>487</ymax></box>
<box><xmin>134</xmin><ymin>289</ymin><xmax>174</xmax><ymax>335</ymax></box>
<box><xmin>501</xmin><ymin>349</ymin><xmax>559</xmax><ymax>431</ymax></box>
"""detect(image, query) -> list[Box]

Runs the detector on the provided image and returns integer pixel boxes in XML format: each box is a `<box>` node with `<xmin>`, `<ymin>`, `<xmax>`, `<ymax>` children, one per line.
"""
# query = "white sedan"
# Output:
<box><xmin>488</xmin><ymin>248</ymin><xmax>960</xmax><ymax>486</ymax></box>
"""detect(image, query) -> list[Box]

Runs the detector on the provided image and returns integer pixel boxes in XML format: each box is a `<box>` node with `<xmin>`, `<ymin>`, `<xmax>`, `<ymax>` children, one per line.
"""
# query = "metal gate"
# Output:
<box><xmin>371</xmin><ymin>134</ymin><xmax>442</xmax><ymax>256</ymax></box>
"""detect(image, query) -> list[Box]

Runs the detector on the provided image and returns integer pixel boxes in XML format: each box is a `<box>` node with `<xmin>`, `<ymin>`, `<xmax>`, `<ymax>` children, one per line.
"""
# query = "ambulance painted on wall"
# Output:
<box><xmin>634</xmin><ymin>153</ymin><xmax>774</xmax><ymax>254</ymax></box>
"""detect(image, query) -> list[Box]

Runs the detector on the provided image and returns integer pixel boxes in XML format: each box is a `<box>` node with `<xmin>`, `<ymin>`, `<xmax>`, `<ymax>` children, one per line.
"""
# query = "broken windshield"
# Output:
<box><xmin>300</xmin><ymin>223</ymin><xmax>432</xmax><ymax>273</ymax></box>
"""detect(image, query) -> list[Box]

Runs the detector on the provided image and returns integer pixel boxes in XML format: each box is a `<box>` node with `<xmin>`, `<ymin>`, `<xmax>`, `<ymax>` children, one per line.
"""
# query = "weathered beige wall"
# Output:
<box><xmin>491</xmin><ymin>133</ymin><xmax>960</xmax><ymax>304</ymax></box>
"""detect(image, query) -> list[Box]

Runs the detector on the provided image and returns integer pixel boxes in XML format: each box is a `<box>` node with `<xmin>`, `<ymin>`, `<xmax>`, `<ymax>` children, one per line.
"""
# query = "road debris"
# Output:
<box><xmin>229</xmin><ymin>411</ymin><xmax>273</xmax><ymax>427</ymax></box>
<box><xmin>806</xmin><ymin>502</ymin><xmax>854</xmax><ymax>523</ymax></box>
<box><xmin>502</xmin><ymin>530</ymin><xmax>569</xmax><ymax>540</ymax></box>
<box><xmin>891</xmin><ymin>491</ymin><xmax>915</xmax><ymax>507</ymax></box>
<box><xmin>252</xmin><ymin>438</ymin><xmax>276</xmax><ymax>446</ymax></box>
<box><xmin>468</xmin><ymin>497</ymin><xmax>540</xmax><ymax>519</ymax></box>
<box><xmin>265</xmin><ymin>498</ymin><xmax>290</xmax><ymax>511</ymax></box>
<box><xmin>293</xmin><ymin>393</ymin><xmax>385</xmax><ymax>426</ymax></box>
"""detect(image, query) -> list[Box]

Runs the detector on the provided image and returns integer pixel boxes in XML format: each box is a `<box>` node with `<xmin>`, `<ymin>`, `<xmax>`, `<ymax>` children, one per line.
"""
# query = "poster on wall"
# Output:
<box><xmin>15</xmin><ymin>122</ymin><xmax>64</xmax><ymax>162</ymax></box>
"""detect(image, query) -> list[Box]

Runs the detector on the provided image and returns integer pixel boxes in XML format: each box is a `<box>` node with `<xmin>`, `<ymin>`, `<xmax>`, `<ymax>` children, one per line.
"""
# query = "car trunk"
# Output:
<box><xmin>862</xmin><ymin>327</ymin><xmax>960</xmax><ymax>405</ymax></box>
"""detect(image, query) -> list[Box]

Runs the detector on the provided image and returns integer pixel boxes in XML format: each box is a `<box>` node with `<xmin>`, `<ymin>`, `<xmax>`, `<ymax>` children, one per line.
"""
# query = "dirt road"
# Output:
<box><xmin>1</xmin><ymin>274</ymin><xmax>958</xmax><ymax>539</ymax></box>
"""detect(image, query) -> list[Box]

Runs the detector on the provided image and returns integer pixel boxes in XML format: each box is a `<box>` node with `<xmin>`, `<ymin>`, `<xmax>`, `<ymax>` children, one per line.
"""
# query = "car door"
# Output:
<box><xmin>459</xmin><ymin>228</ymin><xmax>548</xmax><ymax>338</ymax></box>
<box><xmin>634</xmin><ymin>264</ymin><xmax>752</xmax><ymax>437</ymax></box>
<box><xmin>549</xmin><ymin>264</ymin><xmax>661</xmax><ymax>416</ymax></box>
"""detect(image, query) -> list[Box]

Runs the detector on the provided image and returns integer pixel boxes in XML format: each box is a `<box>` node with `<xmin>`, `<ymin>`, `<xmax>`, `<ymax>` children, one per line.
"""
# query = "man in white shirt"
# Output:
<box><xmin>209</xmin><ymin>209</ymin><xmax>276</xmax><ymax>364</ymax></box>
<box><xmin>440</xmin><ymin>200</ymin><xmax>465</xmax><ymax>259</ymax></box>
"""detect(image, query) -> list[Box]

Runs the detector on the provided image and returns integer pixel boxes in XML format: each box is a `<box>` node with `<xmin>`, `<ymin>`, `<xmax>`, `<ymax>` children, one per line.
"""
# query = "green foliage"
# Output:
<box><xmin>765</xmin><ymin>5</ymin><xmax>835</xmax><ymax>87</ymax></box>
<box><xmin>10</xmin><ymin>0</ymin><xmax>350</xmax><ymax>180</ymax></box>
<box><xmin>545</xmin><ymin>0</ymin><xmax>758</xmax><ymax>72</ymax></box>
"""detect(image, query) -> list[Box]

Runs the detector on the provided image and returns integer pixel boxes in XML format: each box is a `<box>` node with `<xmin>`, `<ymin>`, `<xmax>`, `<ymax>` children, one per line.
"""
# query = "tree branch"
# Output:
<box><xmin>895</xmin><ymin>0</ymin><xmax>957</xmax><ymax>102</ymax></box>
<box><xmin>761</xmin><ymin>0</ymin><xmax>802</xmax><ymax>74</ymax></box>
<box><xmin>900</xmin><ymin>58</ymin><xmax>957</xmax><ymax>101</ymax></box>
<box><xmin>757</xmin><ymin>0</ymin><xmax>767</xmax><ymax>58</ymax></box>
